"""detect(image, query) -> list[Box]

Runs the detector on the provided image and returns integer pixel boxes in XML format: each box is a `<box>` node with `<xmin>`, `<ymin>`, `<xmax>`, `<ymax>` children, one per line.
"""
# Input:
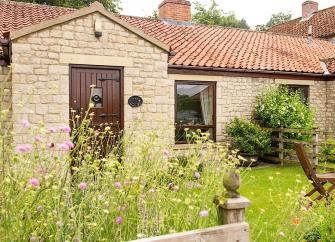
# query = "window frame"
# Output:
<box><xmin>174</xmin><ymin>80</ymin><xmax>217</xmax><ymax>144</ymax></box>
<box><xmin>286</xmin><ymin>84</ymin><xmax>310</xmax><ymax>104</ymax></box>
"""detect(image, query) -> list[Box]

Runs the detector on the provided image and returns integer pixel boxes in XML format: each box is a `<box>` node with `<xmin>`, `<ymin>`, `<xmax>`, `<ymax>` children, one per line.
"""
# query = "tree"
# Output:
<box><xmin>148</xmin><ymin>10</ymin><xmax>159</xmax><ymax>19</ymax></box>
<box><xmin>11</xmin><ymin>0</ymin><xmax>122</xmax><ymax>13</ymax></box>
<box><xmin>192</xmin><ymin>0</ymin><xmax>250</xmax><ymax>29</ymax></box>
<box><xmin>255</xmin><ymin>12</ymin><xmax>292</xmax><ymax>31</ymax></box>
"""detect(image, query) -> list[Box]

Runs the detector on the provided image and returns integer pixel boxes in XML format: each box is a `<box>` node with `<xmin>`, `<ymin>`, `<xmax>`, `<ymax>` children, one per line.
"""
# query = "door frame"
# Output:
<box><xmin>69</xmin><ymin>64</ymin><xmax>124</xmax><ymax>130</ymax></box>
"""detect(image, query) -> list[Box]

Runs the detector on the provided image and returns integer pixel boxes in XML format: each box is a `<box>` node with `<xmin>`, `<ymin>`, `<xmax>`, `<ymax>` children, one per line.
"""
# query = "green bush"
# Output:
<box><xmin>254</xmin><ymin>86</ymin><xmax>314</xmax><ymax>129</ymax></box>
<box><xmin>319</xmin><ymin>139</ymin><xmax>335</xmax><ymax>163</ymax></box>
<box><xmin>226</xmin><ymin>118</ymin><xmax>271</xmax><ymax>155</ymax></box>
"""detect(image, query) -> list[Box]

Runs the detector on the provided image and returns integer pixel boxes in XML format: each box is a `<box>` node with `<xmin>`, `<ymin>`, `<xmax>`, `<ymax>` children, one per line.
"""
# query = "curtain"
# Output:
<box><xmin>200</xmin><ymin>86</ymin><xmax>213</xmax><ymax>125</ymax></box>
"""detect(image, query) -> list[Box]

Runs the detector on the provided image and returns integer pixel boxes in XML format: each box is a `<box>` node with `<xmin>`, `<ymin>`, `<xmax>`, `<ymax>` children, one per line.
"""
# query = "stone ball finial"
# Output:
<box><xmin>222</xmin><ymin>169</ymin><xmax>241</xmax><ymax>198</ymax></box>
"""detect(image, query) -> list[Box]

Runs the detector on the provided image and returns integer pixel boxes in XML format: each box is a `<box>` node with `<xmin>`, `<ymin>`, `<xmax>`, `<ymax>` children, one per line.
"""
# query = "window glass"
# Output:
<box><xmin>175</xmin><ymin>82</ymin><xmax>215</xmax><ymax>143</ymax></box>
<box><xmin>287</xmin><ymin>85</ymin><xmax>309</xmax><ymax>104</ymax></box>
<box><xmin>176</xmin><ymin>84</ymin><xmax>214</xmax><ymax>125</ymax></box>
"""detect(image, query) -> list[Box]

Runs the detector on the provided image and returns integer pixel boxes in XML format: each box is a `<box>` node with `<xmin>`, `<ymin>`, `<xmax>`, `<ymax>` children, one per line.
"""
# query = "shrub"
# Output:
<box><xmin>226</xmin><ymin>118</ymin><xmax>271</xmax><ymax>155</ymax></box>
<box><xmin>319</xmin><ymin>139</ymin><xmax>335</xmax><ymax>163</ymax></box>
<box><xmin>254</xmin><ymin>86</ymin><xmax>314</xmax><ymax>129</ymax></box>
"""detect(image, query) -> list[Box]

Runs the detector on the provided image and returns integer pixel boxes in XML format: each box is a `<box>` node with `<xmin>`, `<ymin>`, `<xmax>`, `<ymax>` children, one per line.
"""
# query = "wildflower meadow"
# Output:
<box><xmin>0</xmin><ymin>114</ymin><xmax>239</xmax><ymax>241</ymax></box>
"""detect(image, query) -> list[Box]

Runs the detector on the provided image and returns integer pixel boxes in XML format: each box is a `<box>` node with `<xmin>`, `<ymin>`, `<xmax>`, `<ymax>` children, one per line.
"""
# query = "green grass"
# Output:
<box><xmin>240</xmin><ymin>165</ymin><xmax>308</xmax><ymax>240</ymax></box>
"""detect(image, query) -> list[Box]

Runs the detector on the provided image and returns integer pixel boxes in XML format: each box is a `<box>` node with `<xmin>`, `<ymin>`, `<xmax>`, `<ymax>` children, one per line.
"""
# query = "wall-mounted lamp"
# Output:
<box><xmin>94</xmin><ymin>19</ymin><xmax>103</xmax><ymax>38</ymax></box>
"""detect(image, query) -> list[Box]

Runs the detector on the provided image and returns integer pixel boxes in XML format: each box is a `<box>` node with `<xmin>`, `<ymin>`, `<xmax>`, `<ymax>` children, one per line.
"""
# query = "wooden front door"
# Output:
<box><xmin>70</xmin><ymin>65</ymin><xmax>123</xmax><ymax>132</ymax></box>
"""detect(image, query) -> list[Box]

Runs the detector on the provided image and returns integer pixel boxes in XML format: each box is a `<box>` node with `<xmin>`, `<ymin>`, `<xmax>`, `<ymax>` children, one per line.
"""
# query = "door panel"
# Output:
<box><xmin>70</xmin><ymin>66</ymin><xmax>123</xmax><ymax>132</ymax></box>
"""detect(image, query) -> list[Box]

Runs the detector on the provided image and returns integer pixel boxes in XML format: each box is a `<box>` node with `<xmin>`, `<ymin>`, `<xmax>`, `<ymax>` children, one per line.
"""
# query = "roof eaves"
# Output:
<box><xmin>168</xmin><ymin>64</ymin><xmax>326</xmax><ymax>77</ymax></box>
<box><xmin>9</xmin><ymin>1</ymin><xmax>170</xmax><ymax>52</ymax></box>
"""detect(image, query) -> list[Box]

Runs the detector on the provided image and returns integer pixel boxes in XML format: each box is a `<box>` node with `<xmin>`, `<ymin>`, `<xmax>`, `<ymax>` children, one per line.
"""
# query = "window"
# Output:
<box><xmin>175</xmin><ymin>81</ymin><xmax>216</xmax><ymax>143</ymax></box>
<box><xmin>287</xmin><ymin>85</ymin><xmax>309</xmax><ymax>104</ymax></box>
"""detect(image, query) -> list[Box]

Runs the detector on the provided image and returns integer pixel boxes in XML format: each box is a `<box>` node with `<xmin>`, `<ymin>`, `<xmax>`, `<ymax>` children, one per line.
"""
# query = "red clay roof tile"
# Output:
<box><xmin>121</xmin><ymin>15</ymin><xmax>335</xmax><ymax>74</ymax></box>
<box><xmin>0</xmin><ymin>0</ymin><xmax>75</xmax><ymax>38</ymax></box>
<box><xmin>1</xmin><ymin>1</ymin><xmax>335</xmax><ymax>74</ymax></box>
<box><xmin>268</xmin><ymin>6</ymin><xmax>335</xmax><ymax>39</ymax></box>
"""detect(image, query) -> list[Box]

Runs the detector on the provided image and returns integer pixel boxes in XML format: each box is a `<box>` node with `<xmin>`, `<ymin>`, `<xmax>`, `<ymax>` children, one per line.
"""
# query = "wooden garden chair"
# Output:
<box><xmin>295</xmin><ymin>143</ymin><xmax>335</xmax><ymax>201</ymax></box>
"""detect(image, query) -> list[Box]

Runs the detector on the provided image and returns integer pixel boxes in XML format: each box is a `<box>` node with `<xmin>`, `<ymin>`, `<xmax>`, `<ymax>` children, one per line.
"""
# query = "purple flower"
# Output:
<box><xmin>28</xmin><ymin>178</ymin><xmax>40</xmax><ymax>188</ymax></box>
<box><xmin>115</xmin><ymin>216</ymin><xmax>123</xmax><ymax>225</ymax></box>
<box><xmin>16</xmin><ymin>144</ymin><xmax>32</xmax><ymax>154</ymax></box>
<box><xmin>37</xmin><ymin>205</ymin><xmax>43</xmax><ymax>212</ymax></box>
<box><xmin>30</xmin><ymin>236</ymin><xmax>37</xmax><ymax>242</ymax></box>
<box><xmin>194</xmin><ymin>171</ymin><xmax>201</xmax><ymax>179</ymax></box>
<box><xmin>58</xmin><ymin>143</ymin><xmax>69</xmax><ymax>151</ymax></box>
<box><xmin>35</xmin><ymin>136</ymin><xmax>42</xmax><ymax>142</ymax></box>
<box><xmin>163</xmin><ymin>149</ymin><xmax>170</xmax><ymax>159</ymax></box>
<box><xmin>60</xmin><ymin>126</ymin><xmax>71</xmax><ymax>133</ymax></box>
<box><xmin>199</xmin><ymin>210</ymin><xmax>209</xmax><ymax>218</ymax></box>
<box><xmin>79</xmin><ymin>182</ymin><xmax>88</xmax><ymax>191</ymax></box>
<box><xmin>22</xmin><ymin>119</ymin><xmax>30</xmax><ymax>128</ymax></box>
<box><xmin>49</xmin><ymin>127</ymin><xmax>57</xmax><ymax>133</ymax></box>
<box><xmin>114</xmin><ymin>182</ymin><xmax>122</xmax><ymax>189</ymax></box>
<box><xmin>64</xmin><ymin>140</ymin><xmax>75</xmax><ymax>149</ymax></box>
<box><xmin>118</xmin><ymin>205</ymin><xmax>127</xmax><ymax>211</ymax></box>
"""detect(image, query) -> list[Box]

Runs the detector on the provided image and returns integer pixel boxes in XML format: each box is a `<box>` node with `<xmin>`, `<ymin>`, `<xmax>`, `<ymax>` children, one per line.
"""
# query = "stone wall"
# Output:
<box><xmin>0</xmin><ymin>65</ymin><xmax>12</xmax><ymax>132</ymax></box>
<box><xmin>326</xmin><ymin>80</ymin><xmax>335</xmax><ymax>131</ymax></box>
<box><xmin>310</xmin><ymin>80</ymin><xmax>327</xmax><ymax>130</ymax></box>
<box><xmin>10</xmin><ymin>12</ymin><xmax>174</xmax><ymax>144</ymax></box>
<box><xmin>217</xmin><ymin>76</ymin><xmax>275</xmax><ymax>141</ymax></box>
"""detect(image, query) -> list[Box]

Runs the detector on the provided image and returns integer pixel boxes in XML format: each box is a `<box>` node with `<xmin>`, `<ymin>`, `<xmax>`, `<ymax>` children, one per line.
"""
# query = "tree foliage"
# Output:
<box><xmin>149</xmin><ymin>10</ymin><xmax>159</xmax><ymax>20</ymax></box>
<box><xmin>11</xmin><ymin>0</ymin><xmax>122</xmax><ymax>13</ymax></box>
<box><xmin>192</xmin><ymin>0</ymin><xmax>250</xmax><ymax>29</ymax></box>
<box><xmin>255</xmin><ymin>12</ymin><xmax>292</xmax><ymax>31</ymax></box>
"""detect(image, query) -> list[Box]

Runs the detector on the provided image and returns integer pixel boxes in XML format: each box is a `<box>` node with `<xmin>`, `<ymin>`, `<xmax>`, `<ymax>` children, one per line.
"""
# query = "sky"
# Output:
<box><xmin>121</xmin><ymin>0</ymin><xmax>335</xmax><ymax>28</ymax></box>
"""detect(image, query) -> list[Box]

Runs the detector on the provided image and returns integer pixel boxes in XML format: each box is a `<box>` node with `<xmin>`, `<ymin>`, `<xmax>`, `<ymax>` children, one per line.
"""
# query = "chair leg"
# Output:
<box><xmin>305</xmin><ymin>187</ymin><xmax>317</xmax><ymax>197</ymax></box>
<box><xmin>326</xmin><ymin>184</ymin><xmax>335</xmax><ymax>195</ymax></box>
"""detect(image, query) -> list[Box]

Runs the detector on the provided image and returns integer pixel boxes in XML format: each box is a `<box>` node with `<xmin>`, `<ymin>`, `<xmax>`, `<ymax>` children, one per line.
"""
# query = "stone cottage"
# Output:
<box><xmin>1</xmin><ymin>0</ymin><xmax>335</xmax><ymax>145</ymax></box>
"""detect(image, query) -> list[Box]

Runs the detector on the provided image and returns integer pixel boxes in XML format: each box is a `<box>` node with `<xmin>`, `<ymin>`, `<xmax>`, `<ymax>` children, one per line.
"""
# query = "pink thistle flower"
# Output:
<box><xmin>49</xmin><ymin>127</ymin><xmax>57</xmax><ymax>133</ymax></box>
<box><xmin>35</xmin><ymin>136</ymin><xmax>42</xmax><ymax>142</ymax></box>
<box><xmin>16</xmin><ymin>144</ymin><xmax>32</xmax><ymax>154</ymax></box>
<box><xmin>163</xmin><ymin>149</ymin><xmax>170</xmax><ymax>159</ymax></box>
<box><xmin>30</xmin><ymin>236</ymin><xmax>37</xmax><ymax>242</ymax></box>
<box><xmin>28</xmin><ymin>178</ymin><xmax>40</xmax><ymax>188</ymax></box>
<box><xmin>79</xmin><ymin>182</ymin><xmax>88</xmax><ymax>191</ymax></box>
<box><xmin>115</xmin><ymin>216</ymin><xmax>123</xmax><ymax>225</ymax></box>
<box><xmin>22</xmin><ymin>119</ymin><xmax>30</xmax><ymax>128</ymax></box>
<box><xmin>118</xmin><ymin>205</ymin><xmax>127</xmax><ymax>212</ymax></box>
<box><xmin>199</xmin><ymin>210</ymin><xmax>209</xmax><ymax>218</ymax></box>
<box><xmin>64</xmin><ymin>140</ymin><xmax>75</xmax><ymax>149</ymax></box>
<box><xmin>58</xmin><ymin>143</ymin><xmax>69</xmax><ymax>151</ymax></box>
<box><xmin>114</xmin><ymin>182</ymin><xmax>122</xmax><ymax>189</ymax></box>
<box><xmin>194</xmin><ymin>171</ymin><xmax>201</xmax><ymax>179</ymax></box>
<box><xmin>60</xmin><ymin>126</ymin><xmax>71</xmax><ymax>133</ymax></box>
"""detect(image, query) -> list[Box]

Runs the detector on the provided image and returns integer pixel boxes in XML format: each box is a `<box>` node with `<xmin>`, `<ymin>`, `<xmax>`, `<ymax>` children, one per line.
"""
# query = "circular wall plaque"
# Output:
<box><xmin>128</xmin><ymin>95</ymin><xmax>143</xmax><ymax>107</ymax></box>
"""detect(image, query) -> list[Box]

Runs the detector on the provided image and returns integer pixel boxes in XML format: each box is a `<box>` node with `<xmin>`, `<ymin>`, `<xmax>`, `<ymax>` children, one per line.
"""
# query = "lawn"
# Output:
<box><xmin>240</xmin><ymin>164</ymin><xmax>308</xmax><ymax>241</ymax></box>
